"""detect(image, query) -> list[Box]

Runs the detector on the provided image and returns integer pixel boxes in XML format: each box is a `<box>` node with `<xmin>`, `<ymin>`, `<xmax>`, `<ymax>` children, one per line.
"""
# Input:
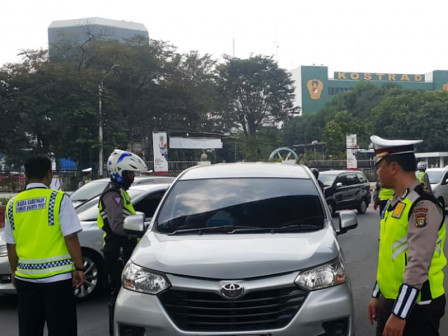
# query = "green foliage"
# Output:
<box><xmin>216</xmin><ymin>55</ymin><xmax>299</xmax><ymax>138</ymax></box>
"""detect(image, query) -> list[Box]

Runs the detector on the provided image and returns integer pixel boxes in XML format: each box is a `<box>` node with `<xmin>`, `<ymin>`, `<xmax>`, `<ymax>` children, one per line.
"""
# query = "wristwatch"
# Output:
<box><xmin>75</xmin><ymin>266</ymin><xmax>85</xmax><ymax>272</ymax></box>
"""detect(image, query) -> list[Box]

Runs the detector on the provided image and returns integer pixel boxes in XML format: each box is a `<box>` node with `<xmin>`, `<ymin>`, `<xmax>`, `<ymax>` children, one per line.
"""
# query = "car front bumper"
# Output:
<box><xmin>114</xmin><ymin>272</ymin><xmax>354</xmax><ymax>336</ymax></box>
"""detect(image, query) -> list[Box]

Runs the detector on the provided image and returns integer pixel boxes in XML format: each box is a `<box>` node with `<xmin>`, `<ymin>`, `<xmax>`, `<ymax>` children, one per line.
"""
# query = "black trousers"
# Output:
<box><xmin>15</xmin><ymin>278</ymin><xmax>77</xmax><ymax>336</ymax></box>
<box><xmin>376</xmin><ymin>294</ymin><xmax>446</xmax><ymax>336</ymax></box>
<box><xmin>103</xmin><ymin>245</ymin><xmax>133</xmax><ymax>336</ymax></box>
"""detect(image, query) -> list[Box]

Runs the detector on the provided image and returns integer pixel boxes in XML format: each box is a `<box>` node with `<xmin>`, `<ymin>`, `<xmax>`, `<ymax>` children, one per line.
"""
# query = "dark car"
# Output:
<box><xmin>319</xmin><ymin>170</ymin><xmax>371</xmax><ymax>216</ymax></box>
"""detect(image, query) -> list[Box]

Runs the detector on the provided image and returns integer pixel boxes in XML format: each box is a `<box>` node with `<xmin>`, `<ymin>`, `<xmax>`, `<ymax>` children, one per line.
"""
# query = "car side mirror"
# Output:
<box><xmin>123</xmin><ymin>211</ymin><xmax>146</xmax><ymax>238</ymax></box>
<box><xmin>443</xmin><ymin>178</ymin><xmax>448</xmax><ymax>185</ymax></box>
<box><xmin>336</xmin><ymin>182</ymin><xmax>343</xmax><ymax>188</ymax></box>
<box><xmin>337</xmin><ymin>210</ymin><xmax>358</xmax><ymax>235</ymax></box>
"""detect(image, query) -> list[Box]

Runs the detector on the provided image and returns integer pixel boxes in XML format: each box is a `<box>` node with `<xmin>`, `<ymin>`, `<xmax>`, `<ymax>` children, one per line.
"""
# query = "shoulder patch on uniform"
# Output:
<box><xmin>113</xmin><ymin>196</ymin><xmax>122</xmax><ymax>206</ymax></box>
<box><xmin>392</xmin><ymin>202</ymin><xmax>406</xmax><ymax>219</ymax></box>
<box><xmin>415</xmin><ymin>214</ymin><xmax>427</xmax><ymax>228</ymax></box>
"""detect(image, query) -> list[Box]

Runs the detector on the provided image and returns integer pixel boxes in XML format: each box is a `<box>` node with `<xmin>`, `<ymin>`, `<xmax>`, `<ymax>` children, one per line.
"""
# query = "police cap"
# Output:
<box><xmin>370</xmin><ymin>135</ymin><xmax>422</xmax><ymax>164</ymax></box>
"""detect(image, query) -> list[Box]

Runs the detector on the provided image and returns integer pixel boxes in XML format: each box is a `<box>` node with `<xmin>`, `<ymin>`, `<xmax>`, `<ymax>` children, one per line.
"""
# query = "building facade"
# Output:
<box><xmin>48</xmin><ymin>17</ymin><xmax>149</xmax><ymax>57</ymax></box>
<box><xmin>294</xmin><ymin>65</ymin><xmax>448</xmax><ymax>115</ymax></box>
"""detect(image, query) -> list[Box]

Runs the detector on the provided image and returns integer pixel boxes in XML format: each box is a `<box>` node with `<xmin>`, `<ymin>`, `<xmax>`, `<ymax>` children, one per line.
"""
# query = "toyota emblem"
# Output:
<box><xmin>221</xmin><ymin>283</ymin><xmax>244</xmax><ymax>300</ymax></box>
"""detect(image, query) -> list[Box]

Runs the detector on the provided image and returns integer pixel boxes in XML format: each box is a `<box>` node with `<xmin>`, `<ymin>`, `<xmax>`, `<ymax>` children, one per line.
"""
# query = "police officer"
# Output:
<box><xmin>98</xmin><ymin>149</ymin><xmax>147</xmax><ymax>336</ymax></box>
<box><xmin>78</xmin><ymin>167</ymin><xmax>92</xmax><ymax>188</ymax></box>
<box><xmin>367</xmin><ymin>136</ymin><xmax>446</xmax><ymax>336</ymax></box>
<box><xmin>416</xmin><ymin>161</ymin><xmax>432</xmax><ymax>194</ymax></box>
<box><xmin>4</xmin><ymin>155</ymin><xmax>84</xmax><ymax>336</ymax></box>
<box><xmin>373</xmin><ymin>180</ymin><xmax>394</xmax><ymax>216</ymax></box>
<box><xmin>311</xmin><ymin>168</ymin><xmax>325</xmax><ymax>192</ymax></box>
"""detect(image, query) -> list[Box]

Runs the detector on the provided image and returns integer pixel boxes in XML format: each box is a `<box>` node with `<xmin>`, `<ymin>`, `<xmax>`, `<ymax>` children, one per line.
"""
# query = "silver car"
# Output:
<box><xmin>115</xmin><ymin>163</ymin><xmax>357</xmax><ymax>336</ymax></box>
<box><xmin>426</xmin><ymin>167</ymin><xmax>448</xmax><ymax>210</ymax></box>
<box><xmin>0</xmin><ymin>183</ymin><xmax>170</xmax><ymax>300</ymax></box>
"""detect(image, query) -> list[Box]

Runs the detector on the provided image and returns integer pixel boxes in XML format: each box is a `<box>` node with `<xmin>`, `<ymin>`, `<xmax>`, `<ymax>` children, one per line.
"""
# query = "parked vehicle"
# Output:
<box><xmin>70</xmin><ymin>175</ymin><xmax>175</xmax><ymax>207</ymax></box>
<box><xmin>0</xmin><ymin>183</ymin><xmax>171</xmax><ymax>300</ymax></box>
<box><xmin>426</xmin><ymin>167</ymin><xmax>448</xmax><ymax>210</ymax></box>
<box><xmin>115</xmin><ymin>162</ymin><xmax>358</xmax><ymax>336</ymax></box>
<box><xmin>319</xmin><ymin>170</ymin><xmax>371</xmax><ymax>216</ymax></box>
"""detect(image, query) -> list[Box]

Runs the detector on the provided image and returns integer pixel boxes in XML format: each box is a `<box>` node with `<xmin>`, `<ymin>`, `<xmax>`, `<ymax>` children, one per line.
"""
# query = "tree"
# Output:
<box><xmin>216</xmin><ymin>55</ymin><xmax>299</xmax><ymax>138</ymax></box>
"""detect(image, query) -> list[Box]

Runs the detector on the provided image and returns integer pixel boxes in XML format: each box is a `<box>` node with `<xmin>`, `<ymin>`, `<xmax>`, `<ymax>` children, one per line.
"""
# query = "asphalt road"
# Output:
<box><xmin>1</xmin><ymin>205</ymin><xmax>447</xmax><ymax>335</ymax></box>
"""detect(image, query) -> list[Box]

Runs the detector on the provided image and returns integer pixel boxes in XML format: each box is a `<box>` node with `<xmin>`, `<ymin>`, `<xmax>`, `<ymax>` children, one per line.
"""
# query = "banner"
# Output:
<box><xmin>153</xmin><ymin>132</ymin><xmax>168</xmax><ymax>174</ymax></box>
<box><xmin>169</xmin><ymin>137</ymin><xmax>223</xmax><ymax>149</ymax></box>
<box><xmin>346</xmin><ymin>134</ymin><xmax>358</xmax><ymax>169</ymax></box>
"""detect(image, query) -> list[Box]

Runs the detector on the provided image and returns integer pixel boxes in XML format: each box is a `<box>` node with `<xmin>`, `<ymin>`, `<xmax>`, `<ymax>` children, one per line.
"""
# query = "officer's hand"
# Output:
<box><xmin>11</xmin><ymin>275</ymin><xmax>16</xmax><ymax>288</ymax></box>
<box><xmin>382</xmin><ymin>314</ymin><xmax>406</xmax><ymax>336</ymax></box>
<box><xmin>374</xmin><ymin>203</ymin><xmax>378</xmax><ymax>210</ymax></box>
<box><xmin>367</xmin><ymin>298</ymin><xmax>378</xmax><ymax>325</ymax></box>
<box><xmin>72</xmin><ymin>270</ymin><xmax>85</xmax><ymax>289</ymax></box>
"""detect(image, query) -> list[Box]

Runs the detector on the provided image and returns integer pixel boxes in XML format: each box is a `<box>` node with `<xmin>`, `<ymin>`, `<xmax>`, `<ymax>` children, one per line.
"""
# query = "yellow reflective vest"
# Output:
<box><xmin>415</xmin><ymin>170</ymin><xmax>426</xmax><ymax>184</ymax></box>
<box><xmin>6</xmin><ymin>188</ymin><xmax>74</xmax><ymax>279</ymax></box>
<box><xmin>379</xmin><ymin>187</ymin><xmax>394</xmax><ymax>201</ymax></box>
<box><xmin>97</xmin><ymin>185</ymin><xmax>136</xmax><ymax>243</ymax></box>
<box><xmin>377</xmin><ymin>190</ymin><xmax>446</xmax><ymax>301</ymax></box>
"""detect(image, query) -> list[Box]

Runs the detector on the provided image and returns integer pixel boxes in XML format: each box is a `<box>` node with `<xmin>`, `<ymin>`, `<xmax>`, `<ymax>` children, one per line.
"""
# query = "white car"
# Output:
<box><xmin>115</xmin><ymin>163</ymin><xmax>358</xmax><ymax>336</ymax></box>
<box><xmin>70</xmin><ymin>176</ymin><xmax>175</xmax><ymax>207</ymax></box>
<box><xmin>426</xmin><ymin>167</ymin><xmax>448</xmax><ymax>210</ymax></box>
<box><xmin>0</xmin><ymin>183</ymin><xmax>170</xmax><ymax>300</ymax></box>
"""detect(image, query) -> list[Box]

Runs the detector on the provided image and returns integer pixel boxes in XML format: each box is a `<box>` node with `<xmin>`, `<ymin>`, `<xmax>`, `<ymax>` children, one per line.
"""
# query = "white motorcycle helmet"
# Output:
<box><xmin>107</xmin><ymin>149</ymin><xmax>147</xmax><ymax>184</ymax></box>
<box><xmin>417</xmin><ymin>161</ymin><xmax>427</xmax><ymax>171</ymax></box>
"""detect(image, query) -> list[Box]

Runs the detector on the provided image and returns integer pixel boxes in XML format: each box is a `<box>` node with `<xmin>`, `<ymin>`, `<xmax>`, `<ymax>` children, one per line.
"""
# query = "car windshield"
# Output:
<box><xmin>318</xmin><ymin>173</ymin><xmax>338</xmax><ymax>187</ymax></box>
<box><xmin>70</xmin><ymin>180</ymin><xmax>108</xmax><ymax>202</ymax></box>
<box><xmin>77</xmin><ymin>189</ymin><xmax>144</xmax><ymax>221</ymax></box>
<box><xmin>156</xmin><ymin>178</ymin><xmax>325</xmax><ymax>234</ymax></box>
<box><xmin>426</xmin><ymin>170</ymin><xmax>444</xmax><ymax>184</ymax></box>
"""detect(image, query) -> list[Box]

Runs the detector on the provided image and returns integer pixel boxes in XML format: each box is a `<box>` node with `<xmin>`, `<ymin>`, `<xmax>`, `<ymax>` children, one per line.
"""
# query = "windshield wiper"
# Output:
<box><xmin>270</xmin><ymin>216</ymin><xmax>324</xmax><ymax>232</ymax></box>
<box><xmin>167</xmin><ymin>225</ymin><xmax>270</xmax><ymax>235</ymax></box>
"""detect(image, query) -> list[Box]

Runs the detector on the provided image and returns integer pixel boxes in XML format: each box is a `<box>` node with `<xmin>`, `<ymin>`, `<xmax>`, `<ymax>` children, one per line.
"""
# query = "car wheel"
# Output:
<box><xmin>74</xmin><ymin>249</ymin><xmax>103</xmax><ymax>301</ymax></box>
<box><xmin>357</xmin><ymin>199</ymin><xmax>367</xmax><ymax>214</ymax></box>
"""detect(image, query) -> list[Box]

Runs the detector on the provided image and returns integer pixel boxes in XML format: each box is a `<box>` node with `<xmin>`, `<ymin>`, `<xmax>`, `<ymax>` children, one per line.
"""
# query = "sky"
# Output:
<box><xmin>2</xmin><ymin>0</ymin><xmax>448</xmax><ymax>76</ymax></box>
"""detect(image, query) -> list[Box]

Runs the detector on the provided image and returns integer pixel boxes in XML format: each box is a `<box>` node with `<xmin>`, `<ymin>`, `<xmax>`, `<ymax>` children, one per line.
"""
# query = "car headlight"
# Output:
<box><xmin>0</xmin><ymin>244</ymin><xmax>7</xmax><ymax>257</ymax></box>
<box><xmin>122</xmin><ymin>261</ymin><xmax>171</xmax><ymax>295</ymax></box>
<box><xmin>294</xmin><ymin>258</ymin><xmax>346</xmax><ymax>291</ymax></box>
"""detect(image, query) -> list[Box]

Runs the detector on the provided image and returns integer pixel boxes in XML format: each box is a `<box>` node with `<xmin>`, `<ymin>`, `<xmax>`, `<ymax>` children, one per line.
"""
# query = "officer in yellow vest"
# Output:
<box><xmin>416</xmin><ymin>161</ymin><xmax>433</xmax><ymax>194</ymax></box>
<box><xmin>367</xmin><ymin>136</ymin><xmax>446</xmax><ymax>336</ymax></box>
<box><xmin>98</xmin><ymin>149</ymin><xmax>147</xmax><ymax>336</ymax></box>
<box><xmin>373</xmin><ymin>180</ymin><xmax>394</xmax><ymax>216</ymax></box>
<box><xmin>4</xmin><ymin>155</ymin><xmax>84</xmax><ymax>336</ymax></box>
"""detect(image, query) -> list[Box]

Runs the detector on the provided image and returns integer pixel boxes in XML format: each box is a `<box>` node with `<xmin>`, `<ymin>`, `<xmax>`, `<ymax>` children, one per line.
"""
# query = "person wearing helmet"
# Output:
<box><xmin>416</xmin><ymin>161</ymin><xmax>432</xmax><ymax>194</ymax></box>
<box><xmin>311</xmin><ymin>168</ymin><xmax>324</xmax><ymax>192</ymax></box>
<box><xmin>97</xmin><ymin>149</ymin><xmax>147</xmax><ymax>336</ymax></box>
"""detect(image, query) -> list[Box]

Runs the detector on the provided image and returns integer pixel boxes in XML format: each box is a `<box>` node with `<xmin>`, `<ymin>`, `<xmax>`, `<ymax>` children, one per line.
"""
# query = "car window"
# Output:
<box><xmin>70</xmin><ymin>180</ymin><xmax>108</xmax><ymax>202</ymax></box>
<box><xmin>426</xmin><ymin>170</ymin><xmax>444</xmax><ymax>184</ymax></box>
<box><xmin>156</xmin><ymin>178</ymin><xmax>324</xmax><ymax>234</ymax></box>
<box><xmin>357</xmin><ymin>173</ymin><xmax>367</xmax><ymax>183</ymax></box>
<box><xmin>346</xmin><ymin>174</ymin><xmax>358</xmax><ymax>185</ymax></box>
<box><xmin>319</xmin><ymin>173</ymin><xmax>338</xmax><ymax>186</ymax></box>
<box><xmin>134</xmin><ymin>190</ymin><xmax>166</xmax><ymax>219</ymax></box>
<box><xmin>336</xmin><ymin>175</ymin><xmax>348</xmax><ymax>186</ymax></box>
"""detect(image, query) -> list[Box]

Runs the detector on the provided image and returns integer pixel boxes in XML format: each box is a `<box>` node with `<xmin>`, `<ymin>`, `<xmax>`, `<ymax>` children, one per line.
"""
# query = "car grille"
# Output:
<box><xmin>159</xmin><ymin>286</ymin><xmax>307</xmax><ymax>332</ymax></box>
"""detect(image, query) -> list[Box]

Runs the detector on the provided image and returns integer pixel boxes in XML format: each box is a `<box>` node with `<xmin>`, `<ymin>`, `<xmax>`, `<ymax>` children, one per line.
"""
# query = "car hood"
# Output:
<box><xmin>131</xmin><ymin>225</ymin><xmax>340</xmax><ymax>279</ymax></box>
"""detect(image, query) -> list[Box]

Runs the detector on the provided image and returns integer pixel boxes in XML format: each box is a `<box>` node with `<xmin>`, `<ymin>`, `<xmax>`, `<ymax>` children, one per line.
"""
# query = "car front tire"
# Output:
<box><xmin>357</xmin><ymin>199</ymin><xmax>367</xmax><ymax>214</ymax></box>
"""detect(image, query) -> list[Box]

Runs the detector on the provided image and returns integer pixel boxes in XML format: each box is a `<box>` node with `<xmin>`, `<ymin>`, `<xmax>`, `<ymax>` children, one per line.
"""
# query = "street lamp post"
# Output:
<box><xmin>98</xmin><ymin>64</ymin><xmax>119</xmax><ymax>177</ymax></box>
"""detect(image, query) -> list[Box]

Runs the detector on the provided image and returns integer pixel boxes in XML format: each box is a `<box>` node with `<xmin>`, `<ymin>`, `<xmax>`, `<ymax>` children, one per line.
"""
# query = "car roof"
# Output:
<box><xmin>426</xmin><ymin>167</ymin><xmax>448</xmax><ymax>171</ymax></box>
<box><xmin>319</xmin><ymin>170</ymin><xmax>363</xmax><ymax>175</ymax></box>
<box><xmin>177</xmin><ymin>162</ymin><xmax>312</xmax><ymax>180</ymax></box>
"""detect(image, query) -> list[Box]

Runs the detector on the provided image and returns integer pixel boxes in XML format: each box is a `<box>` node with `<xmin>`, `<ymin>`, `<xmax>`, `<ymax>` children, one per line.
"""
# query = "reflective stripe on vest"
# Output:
<box><xmin>377</xmin><ymin>190</ymin><xmax>446</xmax><ymax>300</ymax></box>
<box><xmin>7</xmin><ymin>188</ymin><xmax>74</xmax><ymax>279</ymax></box>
